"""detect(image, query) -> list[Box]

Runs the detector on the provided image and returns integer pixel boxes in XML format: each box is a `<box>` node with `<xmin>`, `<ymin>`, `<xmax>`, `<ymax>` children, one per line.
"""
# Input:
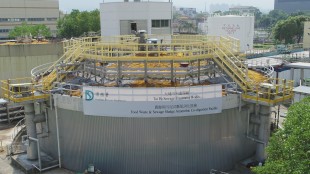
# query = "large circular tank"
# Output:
<box><xmin>31</xmin><ymin>35</ymin><xmax>261</xmax><ymax>173</ymax></box>
<box><xmin>43</xmin><ymin>95</ymin><xmax>256</xmax><ymax>173</ymax></box>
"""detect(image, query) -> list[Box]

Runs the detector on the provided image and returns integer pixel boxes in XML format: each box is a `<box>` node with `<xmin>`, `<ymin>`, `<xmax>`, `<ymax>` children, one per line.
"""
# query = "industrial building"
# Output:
<box><xmin>229</xmin><ymin>6</ymin><xmax>258</xmax><ymax>14</ymax></box>
<box><xmin>176</xmin><ymin>7</ymin><xmax>197</xmax><ymax>18</ymax></box>
<box><xmin>274</xmin><ymin>0</ymin><xmax>310</xmax><ymax>14</ymax></box>
<box><xmin>0</xmin><ymin>0</ymin><xmax>60</xmax><ymax>39</ymax></box>
<box><xmin>100</xmin><ymin>0</ymin><xmax>172</xmax><ymax>36</ymax></box>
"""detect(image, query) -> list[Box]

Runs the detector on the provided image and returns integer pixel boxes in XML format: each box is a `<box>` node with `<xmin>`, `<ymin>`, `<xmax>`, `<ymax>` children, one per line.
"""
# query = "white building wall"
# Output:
<box><xmin>207</xmin><ymin>15</ymin><xmax>255</xmax><ymax>52</ymax></box>
<box><xmin>304</xmin><ymin>22</ymin><xmax>310</xmax><ymax>49</ymax></box>
<box><xmin>100</xmin><ymin>2</ymin><xmax>172</xmax><ymax>36</ymax></box>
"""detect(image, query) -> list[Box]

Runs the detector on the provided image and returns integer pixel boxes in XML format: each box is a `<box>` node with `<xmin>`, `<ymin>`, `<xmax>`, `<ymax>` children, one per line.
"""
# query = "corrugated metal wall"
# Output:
<box><xmin>41</xmin><ymin>106</ymin><xmax>256</xmax><ymax>174</ymax></box>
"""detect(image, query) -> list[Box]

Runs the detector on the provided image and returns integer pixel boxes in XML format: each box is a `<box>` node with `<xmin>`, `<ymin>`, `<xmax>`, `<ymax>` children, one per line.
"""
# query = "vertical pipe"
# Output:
<box><xmin>256</xmin><ymin>105</ymin><xmax>271</xmax><ymax>161</ymax></box>
<box><xmin>247</xmin><ymin>108</ymin><xmax>250</xmax><ymax>136</ymax></box>
<box><xmin>94</xmin><ymin>60</ymin><xmax>97</xmax><ymax>82</ymax></box>
<box><xmin>170</xmin><ymin>60</ymin><xmax>174</xmax><ymax>83</ymax></box>
<box><xmin>300</xmin><ymin>69</ymin><xmax>304</xmax><ymax>86</ymax></box>
<box><xmin>118</xmin><ymin>61</ymin><xmax>122</xmax><ymax>86</ymax></box>
<box><xmin>44</xmin><ymin>107</ymin><xmax>49</xmax><ymax>133</ymax></box>
<box><xmin>290</xmin><ymin>68</ymin><xmax>294</xmax><ymax>82</ymax></box>
<box><xmin>6</xmin><ymin>103</ymin><xmax>10</xmax><ymax>124</ymax></box>
<box><xmin>24</xmin><ymin>103</ymin><xmax>38</xmax><ymax>160</ymax></box>
<box><xmin>37</xmin><ymin>139</ymin><xmax>41</xmax><ymax>169</ymax></box>
<box><xmin>144</xmin><ymin>60</ymin><xmax>147</xmax><ymax>82</ymax></box>
<box><xmin>198</xmin><ymin>59</ymin><xmax>201</xmax><ymax>83</ymax></box>
<box><xmin>54</xmin><ymin>96</ymin><xmax>62</xmax><ymax>168</ymax></box>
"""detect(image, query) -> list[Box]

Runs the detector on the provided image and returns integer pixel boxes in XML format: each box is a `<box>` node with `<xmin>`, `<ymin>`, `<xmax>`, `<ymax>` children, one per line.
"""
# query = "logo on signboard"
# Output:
<box><xmin>85</xmin><ymin>90</ymin><xmax>94</xmax><ymax>101</ymax></box>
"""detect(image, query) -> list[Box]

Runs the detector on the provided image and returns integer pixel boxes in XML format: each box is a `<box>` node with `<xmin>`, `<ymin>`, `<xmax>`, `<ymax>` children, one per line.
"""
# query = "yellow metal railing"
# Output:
<box><xmin>243</xmin><ymin>79</ymin><xmax>294</xmax><ymax>105</ymax></box>
<box><xmin>1</xmin><ymin>78</ymin><xmax>49</xmax><ymax>103</ymax></box>
<box><xmin>2</xmin><ymin>35</ymin><xmax>294</xmax><ymax>105</ymax></box>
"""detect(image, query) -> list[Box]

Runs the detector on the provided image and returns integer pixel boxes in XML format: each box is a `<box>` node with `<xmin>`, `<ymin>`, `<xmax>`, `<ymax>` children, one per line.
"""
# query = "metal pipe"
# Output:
<box><xmin>239</xmin><ymin>92</ymin><xmax>242</xmax><ymax>112</ymax></box>
<box><xmin>24</xmin><ymin>103</ymin><xmax>38</xmax><ymax>160</ymax></box>
<box><xmin>246</xmin><ymin>108</ymin><xmax>266</xmax><ymax>147</ymax></box>
<box><xmin>54</xmin><ymin>95</ymin><xmax>62</xmax><ymax>168</ymax></box>
<box><xmin>33</xmin><ymin>164</ymin><xmax>59</xmax><ymax>172</ymax></box>
<box><xmin>247</xmin><ymin>109</ymin><xmax>250</xmax><ymax>136</ymax></box>
<box><xmin>45</xmin><ymin>107</ymin><xmax>49</xmax><ymax>133</ymax></box>
<box><xmin>29</xmin><ymin>137</ymin><xmax>41</xmax><ymax>169</ymax></box>
<box><xmin>247</xmin><ymin>136</ymin><xmax>266</xmax><ymax>147</ymax></box>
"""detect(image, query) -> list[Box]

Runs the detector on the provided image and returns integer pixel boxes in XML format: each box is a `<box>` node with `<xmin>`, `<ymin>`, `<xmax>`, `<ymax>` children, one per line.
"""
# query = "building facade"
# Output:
<box><xmin>177</xmin><ymin>7</ymin><xmax>197</xmax><ymax>18</ymax></box>
<box><xmin>100</xmin><ymin>0</ymin><xmax>172</xmax><ymax>36</ymax></box>
<box><xmin>229</xmin><ymin>6</ymin><xmax>258</xmax><ymax>14</ymax></box>
<box><xmin>0</xmin><ymin>0</ymin><xmax>59</xmax><ymax>39</ymax></box>
<box><xmin>274</xmin><ymin>0</ymin><xmax>310</xmax><ymax>14</ymax></box>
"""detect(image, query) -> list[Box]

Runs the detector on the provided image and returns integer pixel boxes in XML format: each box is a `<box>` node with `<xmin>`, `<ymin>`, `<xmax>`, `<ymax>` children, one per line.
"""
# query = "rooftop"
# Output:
<box><xmin>293</xmin><ymin>86</ymin><xmax>310</xmax><ymax>94</ymax></box>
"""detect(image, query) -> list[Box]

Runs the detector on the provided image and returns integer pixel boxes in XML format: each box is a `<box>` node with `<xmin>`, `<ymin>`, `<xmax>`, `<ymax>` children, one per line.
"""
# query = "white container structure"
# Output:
<box><xmin>100</xmin><ymin>0</ymin><xmax>172</xmax><ymax>36</ymax></box>
<box><xmin>207</xmin><ymin>14</ymin><xmax>255</xmax><ymax>52</ymax></box>
<box><xmin>304</xmin><ymin>21</ymin><xmax>310</xmax><ymax>49</ymax></box>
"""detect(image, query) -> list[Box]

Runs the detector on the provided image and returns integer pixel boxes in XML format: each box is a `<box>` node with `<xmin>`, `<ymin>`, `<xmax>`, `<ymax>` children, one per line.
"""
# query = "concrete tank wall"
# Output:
<box><xmin>41</xmin><ymin>98</ymin><xmax>256</xmax><ymax>173</ymax></box>
<box><xmin>0</xmin><ymin>43</ymin><xmax>63</xmax><ymax>95</ymax></box>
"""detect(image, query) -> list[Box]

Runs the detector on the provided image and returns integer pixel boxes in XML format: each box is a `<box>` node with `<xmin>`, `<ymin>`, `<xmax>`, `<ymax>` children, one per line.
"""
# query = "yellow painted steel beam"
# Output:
<box><xmin>1</xmin><ymin>35</ymin><xmax>294</xmax><ymax>104</ymax></box>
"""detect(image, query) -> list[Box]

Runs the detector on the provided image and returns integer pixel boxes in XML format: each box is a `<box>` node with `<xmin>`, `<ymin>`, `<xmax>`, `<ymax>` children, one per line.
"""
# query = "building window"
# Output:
<box><xmin>10</xmin><ymin>18</ymin><xmax>26</xmax><ymax>22</ymax></box>
<box><xmin>47</xmin><ymin>18</ymin><xmax>58</xmax><ymax>21</ymax></box>
<box><xmin>152</xmin><ymin>20</ymin><xmax>169</xmax><ymax>28</ymax></box>
<box><xmin>0</xmin><ymin>29</ymin><xmax>10</xmax><ymax>33</ymax></box>
<box><xmin>0</xmin><ymin>18</ymin><xmax>9</xmax><ymax>22</ymax></box>
<box><xmin>28</xmin><ymin>18</ymin><xmax>45</xmax><ymax>22</ymax></box>
<box><xmin>161</xmin><ymin>20</ymin><xmax>169</xmax><ymax>27</ymax></box>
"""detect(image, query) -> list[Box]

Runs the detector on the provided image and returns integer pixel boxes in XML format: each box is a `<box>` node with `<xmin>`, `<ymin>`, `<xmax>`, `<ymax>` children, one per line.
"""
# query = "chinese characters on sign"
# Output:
<box><xmin>83</xmin><ymin>85</ymin><xmax>222</xmax><ymax>117</ymax></box>
<box><xmin>222</xmin><ymin>24</ymin><xmax>240</xmax><ymax>35</ymax></box>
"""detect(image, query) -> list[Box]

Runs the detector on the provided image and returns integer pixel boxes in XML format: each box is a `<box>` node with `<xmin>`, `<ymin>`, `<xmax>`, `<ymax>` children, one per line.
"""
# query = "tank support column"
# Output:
<box><xmin>117</xmin><ymin>61</ymin><xmax>122</xmax><ymax>86</ymax></box>
<box><xmin>300</xmin><ymin>69</ymin><xmax>304</xmax><ymax>85</ymax></box>
<box><xmin>24</xmin><ymin>103</ymin><xmax>38</xmax><ymax>160</ymax></box>
<box><xmin>198</xmin><ymin>59</ymin><xmax>201</xmax><ymax>83</ymax></box>
<box><xmin>144</xmin><ymin>60</ymin><xmax>148</xmax><ymax>82</ymax></box>
<box><xmin>170</xmin><ymin>60</ymin><xmax>175</xmax><ymax>83</ymax></box>
<box><xmin>256</xmin><ymin>105</ymin><xmax>271</xmax><ymax>161</ymax></box>
<box><xmin>290</xmin><ymin>68</ymin><xmax>294</xmax><ymax>81</ymax></box>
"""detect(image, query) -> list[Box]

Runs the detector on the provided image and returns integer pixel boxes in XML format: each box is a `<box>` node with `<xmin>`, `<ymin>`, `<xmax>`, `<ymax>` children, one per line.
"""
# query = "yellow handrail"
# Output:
<box><xmin>2</xmin><ymin>35</ymin><xmax>294</xmax><ymax>105</ymax></box>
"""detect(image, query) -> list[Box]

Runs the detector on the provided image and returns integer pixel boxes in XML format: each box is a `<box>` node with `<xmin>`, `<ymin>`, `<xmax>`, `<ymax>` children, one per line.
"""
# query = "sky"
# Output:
<box><xmin>59</xmin><ymin>0</ymin><xmax>274</xmax><ymax>13</ymax></box>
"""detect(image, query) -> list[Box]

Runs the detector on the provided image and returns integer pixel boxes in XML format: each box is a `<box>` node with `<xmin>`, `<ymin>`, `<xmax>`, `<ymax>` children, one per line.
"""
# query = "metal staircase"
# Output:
<box><xmin>1</xmin><ymin>36</ymin><xmax>294</xmax><ymax>106</ymax></box>
<box><xmin>212</xmin><ymin>43</ymin><xmax>293</xmax><ymax>106</ymax></box>
<box><xmin>213</xmin><ymin>44</ymin><xmax>251</xmax><ymax>91</ymax></box>
<box><xmin>41</xmin><ymin>44</ymin><xmax>84</xmax><ymax>91</ymax></box>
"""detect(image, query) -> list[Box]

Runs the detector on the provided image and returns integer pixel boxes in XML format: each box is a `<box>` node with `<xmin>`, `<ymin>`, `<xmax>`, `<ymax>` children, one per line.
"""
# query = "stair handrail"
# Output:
<box><xmin>262</xmin><ymin>65</ymin><xmax>274</xmax><ymax>78</ymax></box>
<box><xmin>31</xmin><ymin>62</ymin><xmax>56</xmax><ymax>79</ymax></box>
<box><xmin>42</xmin><ymin>46</ymin><xmax>85</xmax><ymax>91</ymax></box>
<box><xmin>11</xmin><ymin>117</ymin><xmax>26</xmax><ymax>140</ymax></box>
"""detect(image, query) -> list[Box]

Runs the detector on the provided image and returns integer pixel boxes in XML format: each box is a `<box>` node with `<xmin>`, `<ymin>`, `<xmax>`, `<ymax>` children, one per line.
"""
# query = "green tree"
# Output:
<box><xmin>8</xmin><ymin>22</ymin><xmax>31</xmax><ymax>38</ymax></box>
<box><xmin>9</xmin><ymin>22</ymin><xmax>51</xmax><ymax>38</ymax></box>
<box><xmin>256</xmin><ymin>10</ymin><xmax>288</xmax><ymax>29</ymax></box>
<box><xmin>273</xmin><ymin>15</ymin><xmax>309</xmax><ymax>44</ymax></box>
<box><xmin>253</xmin><ymin>97</ymin><xmax>310</xmax><ymax>174</ymax></box>
<box><xmin>57</xmin><ymin>9</ymin><xmax>100</xmax><ymax>38</ymax></box>
<box><xmin>31</xmin><ymin>24</ymin><xmax>52</xmax><ymax>38</ymax></box>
